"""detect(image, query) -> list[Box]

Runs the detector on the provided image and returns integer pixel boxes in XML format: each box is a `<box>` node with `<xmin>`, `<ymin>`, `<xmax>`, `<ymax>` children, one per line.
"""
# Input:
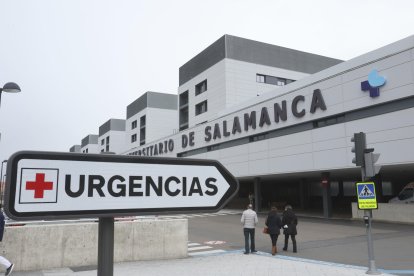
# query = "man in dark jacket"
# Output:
<box><xmin>282</xmin><ymin>205</ymin><xmax>298</xmax><ymax>253</ymax></box>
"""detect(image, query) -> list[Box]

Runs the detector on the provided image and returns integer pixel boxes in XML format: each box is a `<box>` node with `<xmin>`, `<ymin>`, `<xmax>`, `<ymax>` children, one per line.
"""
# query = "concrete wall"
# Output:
<box><xmin>352</xmin><ymin>202</ymin><xmax>414</xmax><ymax>224</ymax></box>
<box><xmin>1</xmin><ymin>219</ymin><xmax>187</xmax><ymax>271</ymax></box>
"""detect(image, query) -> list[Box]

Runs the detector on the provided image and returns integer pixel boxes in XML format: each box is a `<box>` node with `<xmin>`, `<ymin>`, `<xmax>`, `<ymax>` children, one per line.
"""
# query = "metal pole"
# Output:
<box><xmin>365</xmin><ymin>210</ymin><xmax>380</xmax><ymax>274</ymax></box>
<box><xmin>361</xmin><ymin>166</ymin><xmax>380</xmax><ymax>275</ymax></box>
<box><xmin>0</xmin><ymin>161</ymin><xmax>5</xmax><ymax>206</ymax></box>
<box><xmin>98</xmin><ymin>217</ymin><xmax>114</xmax><ymax>276</ymax></box>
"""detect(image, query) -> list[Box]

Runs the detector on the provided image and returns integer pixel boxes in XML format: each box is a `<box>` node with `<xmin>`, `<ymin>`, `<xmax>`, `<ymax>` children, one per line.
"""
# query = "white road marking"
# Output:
<box><xmin>189</xmin><ymin>250</ymin><xmax>226</xmax><ymax>256</ymax></box>
<box><xmin>188</xmin><ymin>246</ymin><xmax>212</xmax><ymax>251</ymax></box>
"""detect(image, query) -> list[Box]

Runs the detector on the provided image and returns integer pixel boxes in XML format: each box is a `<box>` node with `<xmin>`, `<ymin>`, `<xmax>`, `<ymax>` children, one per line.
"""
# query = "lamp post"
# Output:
<box><xmin>0</xmin><ymin>82</ymin><xmax>20</xmax><ymax>203</ymax></box>
<box><xmin>0</xmin><ymin>82</ymin><xmax>21</xmax><ymax>108</ymax></box>
<box><xmin>0</xmin><ymin>160</ymin><xmax>7</xmax><ymax>206</ymax></box>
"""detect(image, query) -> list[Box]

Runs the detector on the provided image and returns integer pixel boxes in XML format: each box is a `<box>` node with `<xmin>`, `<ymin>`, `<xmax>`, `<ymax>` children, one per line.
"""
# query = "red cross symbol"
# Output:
<box><xmin>26</xmin><ymin>173</ymin><xmax>54</xmax><ymax>198</ymax></box>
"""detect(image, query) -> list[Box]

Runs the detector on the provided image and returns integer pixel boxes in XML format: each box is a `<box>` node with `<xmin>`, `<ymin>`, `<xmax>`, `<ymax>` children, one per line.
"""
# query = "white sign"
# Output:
<box><xmin>5</xmin><ymin>151</ymin><xmax>239</xmax><ymax>220</ymax></box>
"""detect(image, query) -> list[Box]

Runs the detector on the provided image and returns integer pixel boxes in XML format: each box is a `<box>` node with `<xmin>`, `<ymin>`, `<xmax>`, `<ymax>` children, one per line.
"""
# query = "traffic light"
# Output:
<box><xmin>351</xmin><ymin>132</ymin><xmax>366</xmax><ymax>166</ymax></box>
<box><xmin>364</xmin><ymin>151</ymin><xmax>381</xmax><ymax>177</ymax></box>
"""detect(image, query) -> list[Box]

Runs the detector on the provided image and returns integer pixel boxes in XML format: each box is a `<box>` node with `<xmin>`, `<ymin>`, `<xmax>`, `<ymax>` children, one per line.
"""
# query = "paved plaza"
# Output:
<box><xmin>11</xmin><ymin>250</ymin><xmax>397</xmax><ymax>276</ymax></box>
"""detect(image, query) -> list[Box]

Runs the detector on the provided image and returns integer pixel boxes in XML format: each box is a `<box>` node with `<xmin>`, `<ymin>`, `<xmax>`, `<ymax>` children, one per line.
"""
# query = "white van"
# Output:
<box><xmin>388</xmin><ymin>183</ymin><xmax>414</xmax><ymax>204</ymax></box>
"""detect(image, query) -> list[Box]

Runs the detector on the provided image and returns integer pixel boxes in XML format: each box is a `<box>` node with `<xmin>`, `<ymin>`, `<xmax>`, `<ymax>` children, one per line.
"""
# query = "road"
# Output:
<box><xmin>187</xmin><ymin>210</ymin><xmax>414</xmax><ymax>273</ymax></box>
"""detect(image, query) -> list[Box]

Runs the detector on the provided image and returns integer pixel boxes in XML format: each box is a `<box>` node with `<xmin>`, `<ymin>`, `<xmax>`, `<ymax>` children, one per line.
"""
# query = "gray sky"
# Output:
<box><xmin>1</xmin><ymin>0</ymin><xmax>413</xmax><ymax>162</ymax></box>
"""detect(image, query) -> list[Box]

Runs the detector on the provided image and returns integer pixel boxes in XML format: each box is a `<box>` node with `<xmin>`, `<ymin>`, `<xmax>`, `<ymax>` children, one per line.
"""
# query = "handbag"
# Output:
<box><xmin>262</xmin><ymin>226</ymin><xmax>269</xmax><ymax>234</ymax></box>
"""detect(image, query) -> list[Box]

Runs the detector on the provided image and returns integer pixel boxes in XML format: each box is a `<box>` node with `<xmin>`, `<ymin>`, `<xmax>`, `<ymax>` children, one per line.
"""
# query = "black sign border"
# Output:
<box><xmin>5</xmin><ymin>151</ymin><xmax>239</xmax><ymax>221</ymax></box>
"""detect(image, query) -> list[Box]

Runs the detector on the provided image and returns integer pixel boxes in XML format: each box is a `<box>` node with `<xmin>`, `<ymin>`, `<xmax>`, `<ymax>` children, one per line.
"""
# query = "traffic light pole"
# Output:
<box><xmin>360</xmin><ymin>148</ymin><xmax>380</xmax><ymax>275</ymax></box>
<box><xmin>364</xmin><ymin>209</ymin><xmax>380</xmax><ymax>275</ymax></box>
<box><xmin>352</xmin><ymin>132</ymin><xmax>381</xmax><ymax>275</ymax></box>
<box><xmin>362</xmin><ymin>165</ymin><xmax>380</xmax><ymax>275</ymax></box>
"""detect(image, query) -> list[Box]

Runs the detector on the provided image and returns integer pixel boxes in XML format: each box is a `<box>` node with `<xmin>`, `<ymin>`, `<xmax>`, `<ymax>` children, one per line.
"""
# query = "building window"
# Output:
<box><xmin>140</xmin><ymin>115</ymin><xmax>146</xmax><ymax>145</ymax></box>
<box><xmin>207</xmin><ymin>144</ymin><xmax>220</xmax><ymax>152</ymax></box>
<box><xmin>106</xmin><ymin>145</ymin><xmax>109</xmax><ymax>152</ymax></box>
<box><xmin>179</xmin><ymin>91</ymin><xmax>189</xmax><ymax>131</ymax></box>
<box><xmin>313</xmin><ymin>115</ymin><xmax>345</xmax><ymax>128</ymax></box>
<box><xmin>131</xmin><ymin>120</ymin><xmax>137</xmax><ymax>129</ymax></box>
<box><xmin>195</xmin><ymin>100</ymin><xmax>208</xmax><ymax>115</ymax></box>
<box><xmin>195</xmin><ymin>80</ymin><xmax>207</xmax><ymax>96</ymax></box>
<box><xmin>131</xmin><ymin>134</ymin><xmax>137</xmax><ymax>143</ymax></box>
<box><xmin>86</xmin><ymin>149</ymin><xmax>88</xmax><ymax>153</ymax></box>
<box><xmin>249</xmin><ymin>133</ymin><xmax>268</xmax><ymax>142</ymax></box>
<box><xmin>140</xmin><ymin>128</ymin><xmax>146</xmax><ymax>145</ymax></box>
<box><xmin>101</xmin><ymin>149</ymin><xmax>104</xmax><ymax>153</ymax></box>
<box><xmin>140</xmin><ymin>115</ymin><xmax>146</xmax><ymax>127</ymax></box>
<box><xmin>106</xmin><ymin>136</ymin><xmax>110</xmax><ymax>144</ymax></box>
<box><xmin>179</xmin><ymin>90</ymin><xmax>189</xmax><ymax>107</ymax></box>
<box><xmin>256</xmin><ymin>74</ymin><xmax>265</xmax><ymax>83</ymax></box>
<box><xmin>101</xmin><ymin>139</ymin><xmax>104</xmax><ymax>145</ymax></box>
<box><xmin>179</xmin><ymin>107</ymin><xmax>189</xmax><ymax>130</ymax></box>
<box><xmin>256</xmin><ymin>74</ymin><xmax>294</xmax><ymax>86</ymax></box>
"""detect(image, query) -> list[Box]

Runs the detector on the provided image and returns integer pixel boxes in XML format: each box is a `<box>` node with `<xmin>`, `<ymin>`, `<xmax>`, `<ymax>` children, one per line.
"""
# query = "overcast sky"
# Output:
<box><xmin>0</xmin><ymin>0</ymin><xmax>413</xmax><ymax>163</ymax></box>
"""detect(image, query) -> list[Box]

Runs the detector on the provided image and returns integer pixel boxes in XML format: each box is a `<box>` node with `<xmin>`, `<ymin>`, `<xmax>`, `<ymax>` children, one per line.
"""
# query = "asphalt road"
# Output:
<box><xmin>188</xmin><ymin>212</ymin><xmax>414</xmax><ymax>272</ymax></box>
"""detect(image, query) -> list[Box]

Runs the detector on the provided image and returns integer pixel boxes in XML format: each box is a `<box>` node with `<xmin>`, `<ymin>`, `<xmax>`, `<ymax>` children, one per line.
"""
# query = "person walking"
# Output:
<box><xmin>240</xmin><ymin>204</ymin><xmax>258</xmax><ymax>254</ymax></box>
<box><xmin>265</xmin><ymin>206</ymin><xmax>282</xmax><ymax>255</ymax></box>
<box><xmin>0</xmin><ymin>210</ymin><xmax>14</xmax><ymax>275</ymax></box>
<box><xmin>282</xmin><ymin>205</ymin><xmax>298</xmax><ymax>253</ymax></box>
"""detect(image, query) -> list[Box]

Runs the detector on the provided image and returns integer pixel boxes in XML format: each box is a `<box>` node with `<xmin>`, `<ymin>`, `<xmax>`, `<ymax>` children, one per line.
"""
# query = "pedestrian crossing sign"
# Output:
<box><xmin>356</xmin><ymin>182</ymin><xmax>378</xmax><ymax>209</ymax></box>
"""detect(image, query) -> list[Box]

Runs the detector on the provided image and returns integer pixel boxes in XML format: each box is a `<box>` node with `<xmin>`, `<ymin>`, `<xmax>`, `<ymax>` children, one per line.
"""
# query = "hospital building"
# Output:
<box><xmin>70</xmin><ymin>34</ymin><xmax>414</xmax><ymax>217</ymax></box>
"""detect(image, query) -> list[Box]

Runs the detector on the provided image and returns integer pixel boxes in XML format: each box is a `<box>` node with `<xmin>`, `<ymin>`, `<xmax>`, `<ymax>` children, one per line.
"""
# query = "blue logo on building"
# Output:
<box><xmin>361</xmin><ymin>69</ymin><xmax>386</xmax><ymax>97</ymax></box>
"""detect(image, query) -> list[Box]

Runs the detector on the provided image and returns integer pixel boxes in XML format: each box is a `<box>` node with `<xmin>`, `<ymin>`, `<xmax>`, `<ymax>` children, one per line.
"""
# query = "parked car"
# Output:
<box><xmin>389</xmin><ymin>183</ymin><xmax>414</xmax><ymax>204</ymax></box>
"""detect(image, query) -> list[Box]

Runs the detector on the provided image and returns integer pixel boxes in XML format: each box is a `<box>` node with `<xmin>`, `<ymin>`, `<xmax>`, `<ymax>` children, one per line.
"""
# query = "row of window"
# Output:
<box><xmin>131</xmin><ymin>115</ymin><xmax>146</xmax><ymax>145</ymax></box>
<box><xmin>131</xmin><ymin>116</ymin><xmax>146</xmax><ymax>130</ymax></box>
<box><xmin>101</xmin><ymin>136</ymin><xmax>110</xmax><ymax>145</ymax></box>
<box><xmin>100</xmin><ymin>145</ymin><xmax>109</xmax><ymax>152</ymax></box>
<box><xmin>179</xmin><ymin>73</ymin><xmax>291</xmax><ymax>131</ymax></box>
<box><xmin>256</xmin><ymin>74</ymin><xmax>295</xmax><ymax>86</ymax></box>
<box><xmin>178</xmin><ymin>95</ymin><xmax>414</xmax><ymax>158</ymax></box>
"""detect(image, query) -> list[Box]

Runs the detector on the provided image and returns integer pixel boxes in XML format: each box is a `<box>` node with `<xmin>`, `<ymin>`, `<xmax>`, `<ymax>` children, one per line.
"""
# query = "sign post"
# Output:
<box><xmin>356</xmin><ymin>181</ymin><xmax>380</xmax><ymax>275</ymax></box>
<box><xmin>98</xmin><ymin>217</ymin><xmax>114</xmax><ymax>276</ymax></box>
<box><xmin>352</xmin><ymin>132</ymin><xmax>382</xmax><ymax>275</ymax></box>
<box><xmin>4</xmin><ymin>151</ymin><xmax>239</xmax><ymax>276</ymax></box>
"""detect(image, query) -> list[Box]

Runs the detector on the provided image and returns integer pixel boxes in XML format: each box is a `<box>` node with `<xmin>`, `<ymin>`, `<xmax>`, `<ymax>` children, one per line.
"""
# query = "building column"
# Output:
<box><xmin>321</xmin><ymin>172</ymin><xmax>332</xmax><ymax>218</ymax></box>
<box><xmin>338</xmin><ymin>179</ymin><xmax>344</xmax><ymax>198</ymax></box>
<box><xmin>299</xmin><ymin>179</ymin><xmax>308</xmax><ymax>210</ymax></box>
<box><xmin>254</xmin><ymin>177</ymin><xmax>261</xmax><ymax>212</ymax></box>
<box><xmin>373</xmin><ymin>173</ymin><xmax>383</xmax><ymax>202</ymax></box>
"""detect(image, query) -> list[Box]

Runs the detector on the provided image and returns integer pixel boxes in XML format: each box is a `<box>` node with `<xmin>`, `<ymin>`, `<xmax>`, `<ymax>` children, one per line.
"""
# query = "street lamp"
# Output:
<box><xmin>0</xmin><ymin>82</ymin><xmax>21</xmax><ymax>108</ymax></box>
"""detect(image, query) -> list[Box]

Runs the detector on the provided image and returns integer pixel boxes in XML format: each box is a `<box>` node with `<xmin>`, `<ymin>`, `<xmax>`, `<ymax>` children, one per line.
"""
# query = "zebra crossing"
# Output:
<box><xmin>157</xmin><ymin>210</ymin><xmax>241</xmax><ymax>256</ymax></box>
<box><xmin>157</xmin><ymin>209</ymin><xmax>241</xmax><ymax>220</ymax></box>
<box><xmin>183</xmin><ymin>210</ymin><xmax>240</xmax><ymax>256</ymax></box>
<box><xmin>187</xmin><ymin>242</ymin><xmax>226</xmax><ymax>256</ymax></box>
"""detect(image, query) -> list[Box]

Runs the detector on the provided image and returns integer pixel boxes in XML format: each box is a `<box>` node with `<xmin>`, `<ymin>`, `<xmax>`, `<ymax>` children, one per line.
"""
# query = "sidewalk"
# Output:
<box><xmin>13</xmin><ymin>250</ymin><xmax>395</xmax><ymax>276</ymax></box>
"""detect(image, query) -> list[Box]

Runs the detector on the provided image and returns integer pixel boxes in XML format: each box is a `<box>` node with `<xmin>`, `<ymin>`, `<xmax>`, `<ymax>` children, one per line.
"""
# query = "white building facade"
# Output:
<box><xmin>98</xmin><ymin>118</ymin><xmax>126</xmax><ymax>154</ymax></box>
<box><xmin>72</xmin><ymin>34</ymin><xmax>414</xmax><ymax>216</ymax></box>
<box><xmin>178</xmin><ymin>35</ymin><xmax>342</xmax><ymax>130</ymax></box>
<box><xmin>80</xmin><ymin>134</ymin><xmax>99</xmax><ymax>154</ymax></box>
<box><xmin>123</xmin><ymin>35</ymin><xmax>414</xmax><ymax>216</ymax></box>
<box><xmin>126</xmin><ymin>92</ymin><xmax>177</xmax><ymax>153</ymax></box>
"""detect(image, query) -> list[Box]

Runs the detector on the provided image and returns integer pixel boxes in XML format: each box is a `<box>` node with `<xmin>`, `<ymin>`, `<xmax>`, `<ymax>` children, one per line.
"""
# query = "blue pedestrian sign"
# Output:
<box><xmin>356</xmin><ymin>182</ymin><xmax>378</xmax><ymax>209</ymax></box>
